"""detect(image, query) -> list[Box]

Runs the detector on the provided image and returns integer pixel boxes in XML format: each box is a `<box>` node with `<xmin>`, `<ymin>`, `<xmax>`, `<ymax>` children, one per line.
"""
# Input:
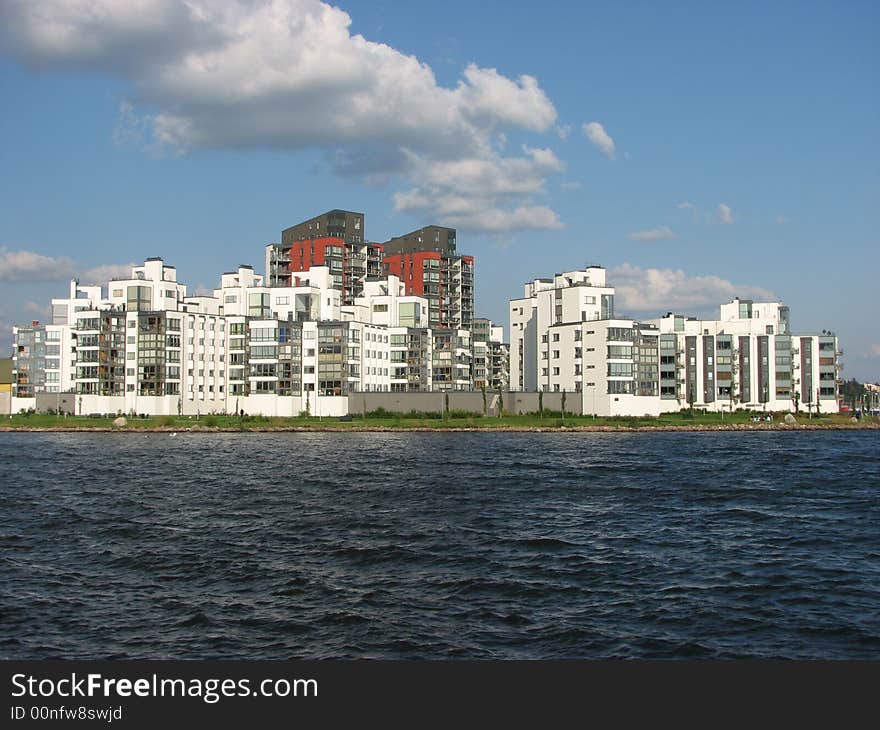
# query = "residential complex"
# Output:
<box><xmin>510</xmin><ymin>266</ymin><xmax>842</xmax><ymax>415</ymax></box>
<box><xmin>10</xmin><ymin>247</ymin><xmax>501</xmax><ymax>416</ymax></box>
<box><xmin>8</xmin><ymin>210</ymin><xmax>845</xmax><ymax>417</ymax></box>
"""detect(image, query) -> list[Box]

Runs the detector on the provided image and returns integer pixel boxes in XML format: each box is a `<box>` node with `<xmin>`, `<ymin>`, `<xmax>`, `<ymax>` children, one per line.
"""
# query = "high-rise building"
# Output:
<box><xmin>267</xmin><ymin>210</ymin><xmax>383</xmax><ymax>304</ymax></box>
<box><xmin>382</xmin><ymin>225</ymin><xmax>474</xmax><ymax>330</ymax></box>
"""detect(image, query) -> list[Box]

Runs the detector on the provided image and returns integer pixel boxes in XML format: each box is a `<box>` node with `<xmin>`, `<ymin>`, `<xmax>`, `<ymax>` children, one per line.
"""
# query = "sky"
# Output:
<box><xmin>0</xmin><ymin>0</ymin><xmax>877</xmax><ymax>380</ymax></box>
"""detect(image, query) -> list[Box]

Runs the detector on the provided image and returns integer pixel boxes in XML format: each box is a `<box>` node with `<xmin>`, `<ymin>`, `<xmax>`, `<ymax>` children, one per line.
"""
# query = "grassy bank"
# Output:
<box><xmin>1</xmin><ymin>411</ymin><xmax>876</xmax><ymax>431</ymax></box>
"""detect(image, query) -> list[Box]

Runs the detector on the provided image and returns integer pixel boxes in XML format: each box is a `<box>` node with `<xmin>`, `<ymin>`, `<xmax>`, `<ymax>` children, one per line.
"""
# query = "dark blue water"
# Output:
<box><xmin>1</xmin><ymin>431</ymin><xmax>879</xmax><ymax>659</ymax></box>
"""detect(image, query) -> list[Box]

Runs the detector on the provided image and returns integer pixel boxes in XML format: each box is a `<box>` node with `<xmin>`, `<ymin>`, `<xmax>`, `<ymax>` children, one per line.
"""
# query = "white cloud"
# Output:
<box><xmin>610</xmin><ymin>262</ymin><xmax>774</xmax><ymax>314</ymax></box>
<box><xmin>629</xmin><ymin>226</ymin><xmax>676</xmax><ymax>242</ymax></box>
<box><xmin>80</xmin><ymin>263</ymin><xmax>138</xmax><ymax>285</ymax></box>
<box><xmin>560</xmin><ymin>180</ymin><xmax>583</xmax><ymax>191</ymax></box>
<box><xmin>0</xmin><ymin>0</ymin><xmax>564</xmax><ymax>233</ymax></box>
<box><xmin>582</xmin><ymin>121</ymin><xmax>615</xmax><ymax>158</ymax></box>
<box><xmin>677</xmin><ymin>201</ymin><xmax>695</xmax><ymax>210</ymax></box>
<box><xmin>716</xmin><ymin>203</ymin><xmax>734</xmax><ymax>225</ymax></box>
<box><xmin>555</xmin><ymin>124</ymin><xmax>572</xmax><ymax>140</ymax></box>
<box><xmin>23</xmin><ymin>301</ymin><xmax>47</xmax><ymax>315</ymax></box>
<box><xmin>869</xmin><ymin>344</ymin><xmax>880</xmax><ymax>358</ymax></box>
<box><xmin>0</xmin><ymin>248</ymin><xmax>75</xmax><ymax>282</ymax></box>
<box><xmin>392</xmin><ymin>145</ymin><xmax>564</xmax><ymax>232</ymax></box>
<box><xmin>0</xmin><ymin>247</ymin><xmax>134</xmax><ymax>284</ymax></box>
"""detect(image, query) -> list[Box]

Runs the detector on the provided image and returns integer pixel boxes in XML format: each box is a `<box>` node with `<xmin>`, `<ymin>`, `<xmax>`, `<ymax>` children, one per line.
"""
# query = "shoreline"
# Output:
<box><xmin>1</xmin><ymin>423</ymin><xmax>877</xmax><ymax>433</ymax></box>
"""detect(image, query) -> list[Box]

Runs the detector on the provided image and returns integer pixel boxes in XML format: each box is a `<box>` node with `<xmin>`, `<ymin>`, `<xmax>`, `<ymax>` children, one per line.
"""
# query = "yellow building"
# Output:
<box><xmin>0</xmin><ymin>357</ymin><xmax>11</xmax><ymax>393</ymax></box>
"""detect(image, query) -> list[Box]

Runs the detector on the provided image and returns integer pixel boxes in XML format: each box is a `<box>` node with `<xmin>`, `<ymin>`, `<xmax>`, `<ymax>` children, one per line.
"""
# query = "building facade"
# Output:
<box><xmin>471</xmin><ymin>318</ymin><xmax>509</xmax><ymax>391</ymax></box>
<box><xmin>266</xmin><ymin>210</ymin><xmax>383</xmax><ymax>305</ymax></box>
<box><xmin>382</xmin><ymin>225</ymin><xmax>475</xmax><ymax>330</ymax></box>
<box><xmin>510</xmin><ymin>267</ymin><xmax>841</xmax><ymax>416</ymax></box>
<box><xmin>10</xmin><ymin>252</ymin><xmax>486</xmax><ymax>416</ymax></box>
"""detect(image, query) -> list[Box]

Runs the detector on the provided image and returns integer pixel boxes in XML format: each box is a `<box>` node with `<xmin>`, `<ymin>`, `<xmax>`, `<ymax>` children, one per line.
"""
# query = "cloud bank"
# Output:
<box><xmin>0</xmin><ymin>0</ymin><xmax>564</xmax><ymax>233</ymax></box>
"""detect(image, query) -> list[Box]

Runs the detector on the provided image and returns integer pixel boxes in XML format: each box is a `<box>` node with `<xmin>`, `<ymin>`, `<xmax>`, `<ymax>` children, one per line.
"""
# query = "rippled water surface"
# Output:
<box><xmin>2</xmin><ymin>431</ymin><xmax>879</xmax><ymax>659</ymax></box>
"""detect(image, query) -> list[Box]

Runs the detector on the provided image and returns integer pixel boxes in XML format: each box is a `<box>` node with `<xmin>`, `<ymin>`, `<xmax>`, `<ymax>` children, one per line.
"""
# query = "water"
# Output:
<box><xmin>1</xmin><ymin>431</ymin><xmax>878</xmax><ymax>659</ymax></box>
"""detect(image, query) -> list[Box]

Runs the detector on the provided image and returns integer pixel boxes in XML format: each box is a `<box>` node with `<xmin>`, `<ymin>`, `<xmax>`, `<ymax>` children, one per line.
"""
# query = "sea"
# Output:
<box><xmin>1</xmin><ymin>430</ymin><xmax>878</xmax><ymax>659</ymax></box>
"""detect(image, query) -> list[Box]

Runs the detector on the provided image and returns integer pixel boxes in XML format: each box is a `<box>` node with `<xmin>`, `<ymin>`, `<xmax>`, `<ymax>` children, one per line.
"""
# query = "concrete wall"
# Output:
<box><xmin>0</xmin><ymin>391</ymin><xmax>10</xmax><ymax>417</ymax></box>
<box><xmin>347</xmin><ymin>391</ymin><xmax>586</xmax><ymax>416</ymax></box>
<box><xmin>35</xmin><ymin>392</ymin><xmax>76</xmax><ymax>415</ymax></box>
<box><xmin>10</xmin><ymin>397</ymin><xmax>36</xmax><ymax>414</ymax></box>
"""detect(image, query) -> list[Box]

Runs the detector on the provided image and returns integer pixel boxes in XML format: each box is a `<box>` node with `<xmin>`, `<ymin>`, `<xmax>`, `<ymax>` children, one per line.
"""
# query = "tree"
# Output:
<box><xmin>481</xmin><ymin>384</ymin><xmax>487</xmax><ymax>417</ymax></box>
<box><xmin>841</xmin><ymin>378</ymin><xmax>863</xmax><ymax>412</ymax></box>
<box><xmin>496</xmin><ymin>385</ymin><xmax>504</xmax><ymax>418</ymax></box>
<box><xmin>791</xmin><ymin>378</ymin><xmax>800</xmax><ymax>414</ymax></box>
<box><xmin>538</xmin><ymin>389</ymin><xmax>544</xmax><ymax>420</ymax></box>
<box><xmin>561</xmin><ymin>390</ymin><xmax>567</xmax><ymax>422</ymax></box>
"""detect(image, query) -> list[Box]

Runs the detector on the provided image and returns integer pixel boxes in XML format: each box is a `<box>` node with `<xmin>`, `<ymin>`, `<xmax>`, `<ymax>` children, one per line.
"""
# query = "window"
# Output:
<box><xmin>126</xmin><ymin>285</ymin><xmax>151</xmax><ymax>312</ymax></box>
<box><xmin>607</xmin><ymin>363</ymin><xmax>633</xmax><ymax>377</ymax></box>
<box><xmin>248</xmin><ymin>292</ymin><xmax>270</xmax><ymax>318</ymax></box>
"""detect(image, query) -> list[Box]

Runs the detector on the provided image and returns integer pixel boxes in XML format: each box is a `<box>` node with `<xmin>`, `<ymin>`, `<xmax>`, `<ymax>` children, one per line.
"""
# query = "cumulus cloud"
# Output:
<box><xmin>392</xmin><ymin>145</ymin><xmax>564</xmax><ymax>232</ymax></box>
<box><xmin>676</xmin><ymin>201</ymin><xmax>695</xmax><ymax>210</ymax></box>
<box><xmin>610</xmin><ymin>262</ymin><xmax>774</xmax><ymax>314</ymax></box>
<box><xmin>0</xmin><ymin>247</ymin><xmax>134</xmax><ymax>284</ymax></box>
<box><xmin>0</xmin><ymin>0</ymin><xmax>564</xmax><ymax>233</ymax></box>
<box><xmin>716</xmin><ymin>203</ymin><xmax>734</xmax><ymax>225</ymax></box>
<box><xmin>0</xmin><ymin>248</ymin><xmax>75</xmax><ymax>282</ymax></box>
<box><xmin>582</xmin><ymin>121</ymin><xmax>615</xmax><ymax>158</ymax></box>
<box><xmin>629</xmin><ymin>226</ymin><xmax>676</xmax><ymax>242</ymax></box>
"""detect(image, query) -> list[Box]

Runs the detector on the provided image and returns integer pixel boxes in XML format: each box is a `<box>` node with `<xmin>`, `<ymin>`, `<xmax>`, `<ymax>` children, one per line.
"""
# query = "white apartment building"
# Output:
<box><xmin>510</xmin><ymin>267</ymin><xmax>841</xmax><ymax>416</ymax></box>
<box><xmin>648</xmin><ymin>300</ymin><xmax>841</xmax><ymax>413</ymax></box>
<box><xmin>11</xmin><ymin>256</ymin><xmax>481</xmax><ymax>416</ymax></box>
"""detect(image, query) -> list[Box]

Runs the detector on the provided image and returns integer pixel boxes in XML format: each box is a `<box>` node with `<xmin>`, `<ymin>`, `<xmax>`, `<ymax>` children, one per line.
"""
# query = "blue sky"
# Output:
<box><xmin>0</xmin><ymin>0</ymin><xmax>877</xmax><ymax>379</ymax></box>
